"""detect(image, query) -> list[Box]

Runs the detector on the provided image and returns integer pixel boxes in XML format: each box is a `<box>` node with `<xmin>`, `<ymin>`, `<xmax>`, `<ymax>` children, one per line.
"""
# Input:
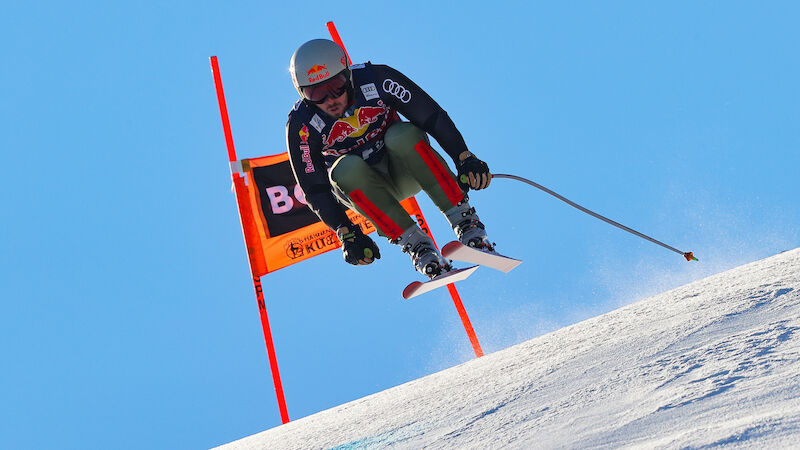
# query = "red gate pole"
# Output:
<box><xmin>210</xmin><ymin>55</ymin><xmax>290</xmax><ymax>424</ymax></box>
<box><xmin>327</xmin><ymin>22</ymin><xmax>484</xmax><ymax>359</ymax></box>
<box><xmin>406</xmin><ymin>197</ymin><xmax>484</xmax><ymax>358</ymax></box>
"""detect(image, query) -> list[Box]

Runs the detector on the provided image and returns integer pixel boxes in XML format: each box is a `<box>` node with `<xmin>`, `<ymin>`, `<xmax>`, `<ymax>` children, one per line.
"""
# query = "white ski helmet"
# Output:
<box><xmin>290</xmin><ymin>39</ymin><xmax>351</xmax><ymax>97</ymax></box>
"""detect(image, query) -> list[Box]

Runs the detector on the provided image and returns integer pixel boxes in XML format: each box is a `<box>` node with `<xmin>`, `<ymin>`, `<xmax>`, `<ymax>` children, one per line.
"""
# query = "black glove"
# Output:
<box><xmin>337</xmin><ymin>225</ymin><xmax>381</xmax><ymax>265</ymax></box>
<box><xmin>457</xmin><ymin>154</ymin><xmax>491</xmax><ymax>191</ymax></box>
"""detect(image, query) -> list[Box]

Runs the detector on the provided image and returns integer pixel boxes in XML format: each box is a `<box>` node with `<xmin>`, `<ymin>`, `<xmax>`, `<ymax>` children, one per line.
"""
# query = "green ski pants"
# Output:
<box><xmin>330</xmin><ymin>122</ymin><xmax>465</xmax><ymax>239</ymax></box>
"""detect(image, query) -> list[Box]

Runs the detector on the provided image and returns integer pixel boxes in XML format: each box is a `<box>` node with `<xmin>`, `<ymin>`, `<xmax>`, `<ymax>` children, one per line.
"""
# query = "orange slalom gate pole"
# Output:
<box><xmin>210</xmin><ymin>55</ymin><xmax>290</xmax><ymax>424</ymax></box>
<box><xmin>327</xmin><ymin>21</ymin><xmax>484</xmax><ymax>359</ymax></box>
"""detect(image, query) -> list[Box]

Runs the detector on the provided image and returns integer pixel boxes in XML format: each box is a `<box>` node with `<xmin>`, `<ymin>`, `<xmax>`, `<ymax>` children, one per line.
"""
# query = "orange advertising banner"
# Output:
<box><xmin>241</xmin><ymin>152</ymin><xmax>423</xmax><ymax>275</ymax></box>
<box><xmin>242</xmin><ymin>152</ymin><xmax>370</xmax><ymax>274</ymax></box>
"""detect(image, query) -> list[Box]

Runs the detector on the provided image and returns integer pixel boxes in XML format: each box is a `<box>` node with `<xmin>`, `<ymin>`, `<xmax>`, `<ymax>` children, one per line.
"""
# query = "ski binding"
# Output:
<box><xmin>441</xmin><ymin>241</ymin><xmax>522</xmax><ymax>273</ymax></box>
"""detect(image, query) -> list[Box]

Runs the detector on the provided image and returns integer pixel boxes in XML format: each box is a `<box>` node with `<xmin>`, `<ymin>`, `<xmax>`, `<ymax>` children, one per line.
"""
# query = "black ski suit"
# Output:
<box><xmin>286</xmin><ymin>62</ymin><xmax>470</xmax><ymax>236</ymax></box>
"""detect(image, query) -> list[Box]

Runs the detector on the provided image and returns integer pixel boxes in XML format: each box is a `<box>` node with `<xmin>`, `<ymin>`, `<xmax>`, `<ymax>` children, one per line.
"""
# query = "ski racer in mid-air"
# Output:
<box><xmin>286</xmin><ymin>38</ymin><xmax>494</xmax><ymax>278</ymax></box>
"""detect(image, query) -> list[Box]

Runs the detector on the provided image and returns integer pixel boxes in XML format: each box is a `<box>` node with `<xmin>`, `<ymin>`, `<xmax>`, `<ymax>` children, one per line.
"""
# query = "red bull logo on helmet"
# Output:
<box><xmin>307</xmin><ymin>64</ymin><xmax>330</xmax><ymax>83</ymax></box>
<box><xmin>322</xmin><ymin>105</ymin><xmax>388</xmax><ymax>149</ymax></box>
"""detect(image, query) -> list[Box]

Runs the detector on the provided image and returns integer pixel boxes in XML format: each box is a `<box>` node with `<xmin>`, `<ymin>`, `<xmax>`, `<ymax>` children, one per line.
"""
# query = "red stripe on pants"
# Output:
<box><xmin>414</xmin><ymin>140</ymin><xmax>464</xmax><ymax>207</ymax></box>
<box><xmin>349</xmin><ymin>189</ymin><xmax>404</xmax><ymax>240</ymax></box>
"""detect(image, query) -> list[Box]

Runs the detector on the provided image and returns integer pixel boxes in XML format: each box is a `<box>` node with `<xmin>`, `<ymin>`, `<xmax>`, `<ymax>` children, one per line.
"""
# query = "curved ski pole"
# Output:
<box><xmin>492</xmin><ymin>173</ymin><xmax>698</xmax><ymax>262</ymax></box>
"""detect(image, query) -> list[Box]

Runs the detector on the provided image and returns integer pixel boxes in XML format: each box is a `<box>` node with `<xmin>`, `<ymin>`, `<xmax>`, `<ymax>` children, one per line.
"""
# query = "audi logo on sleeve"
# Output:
<box><xmin>382</xmin><ymin>79</ymin><xmax>412</xmax><ymax>103</ymax></box>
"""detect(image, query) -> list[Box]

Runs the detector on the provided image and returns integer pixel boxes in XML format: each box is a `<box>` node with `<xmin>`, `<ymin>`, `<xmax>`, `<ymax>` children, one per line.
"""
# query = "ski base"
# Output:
<box><xmin>402</xmin><ymin>265</ymin><xmax>480</xmax><ymax>300</ymax></box>
<box><xmin>441</xmin><ymin>241</ymin><xmax>522</xmax><ymax>273</ymax></box>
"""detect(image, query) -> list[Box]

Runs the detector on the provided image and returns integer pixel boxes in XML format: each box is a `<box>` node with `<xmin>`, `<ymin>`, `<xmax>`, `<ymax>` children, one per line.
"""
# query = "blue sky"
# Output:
<box><xmin>2</xmin><ymin>1</ymin><xmax>798</xmax><ymax>448</ymax></box>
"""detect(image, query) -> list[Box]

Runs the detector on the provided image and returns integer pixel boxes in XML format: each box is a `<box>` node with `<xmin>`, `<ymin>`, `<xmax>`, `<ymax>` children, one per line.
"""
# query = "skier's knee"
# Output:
<box><xmin>330</xmin><ymin>154</ymin><xmax>370</xmax><ymax>192</ymax></box>
<box><xmin>384</xmin><ymin>122</ymin><xmax>428</xmax><ymax>157</ymax></box>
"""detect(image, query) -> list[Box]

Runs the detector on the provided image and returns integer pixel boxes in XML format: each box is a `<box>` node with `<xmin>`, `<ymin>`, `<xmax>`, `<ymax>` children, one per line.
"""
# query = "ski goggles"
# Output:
<box><xmin>302</xmin><ymin>73</ymin><xmax>348</xmax><ymax>104</ymax></box>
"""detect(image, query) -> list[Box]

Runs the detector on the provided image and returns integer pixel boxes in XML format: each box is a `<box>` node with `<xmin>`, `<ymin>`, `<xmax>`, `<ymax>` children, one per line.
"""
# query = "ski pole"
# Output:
<box><xmin>490</xmin><ymin>173</ymin><xmax>698</xmax><ymax>262</ymax></box>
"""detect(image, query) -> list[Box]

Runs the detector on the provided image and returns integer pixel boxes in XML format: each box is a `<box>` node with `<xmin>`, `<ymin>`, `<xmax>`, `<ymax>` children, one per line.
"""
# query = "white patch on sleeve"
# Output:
<box><xmin>360</xmin><ymin>83</ymin><xmax>379</xmax><ymax>101</ymax></box>
<box><xmin>310</xmin><ymin>114</ymin><xmax>325</xmax><ymax>133</ymax></box>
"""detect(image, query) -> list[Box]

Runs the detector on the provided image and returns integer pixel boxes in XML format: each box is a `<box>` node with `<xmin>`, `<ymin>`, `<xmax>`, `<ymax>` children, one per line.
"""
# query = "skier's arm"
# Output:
<box><xmin>373</xmin><ymin>64</ymin><xmax>491</xmax><ymax>190</ymax></box>
<box><xmin>372</xmin><ymin>64</ymin><xmax>471</xmax><ymax>164</ymax></box>
<box><xmin>286</xmin><ymin>119</ymin><xmax>353</xmax><ymax>231</ymax></box>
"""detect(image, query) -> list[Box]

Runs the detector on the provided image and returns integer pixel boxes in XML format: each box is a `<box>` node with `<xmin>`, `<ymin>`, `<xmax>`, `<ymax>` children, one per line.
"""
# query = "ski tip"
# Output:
<box><xmin>441</xmin><ymin>240</ymin><xmax>462</xmax><ymax>257</ymax></box>
<box><xmin>684</xmin><ymin>251</ymin><xmax>698</xmax><ymax>262</ymax></box>
<box><xmin>402</xmin><ymin>281</ymin><xmax>423</xmax><ymax>299</ymax></box>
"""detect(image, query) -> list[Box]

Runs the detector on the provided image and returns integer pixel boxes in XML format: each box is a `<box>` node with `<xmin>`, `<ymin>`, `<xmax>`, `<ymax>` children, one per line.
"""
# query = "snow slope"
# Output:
<box><xmin>218</xmin><ymin>249</ymin><xmax>800</xmax><ymax>449</ymax></box>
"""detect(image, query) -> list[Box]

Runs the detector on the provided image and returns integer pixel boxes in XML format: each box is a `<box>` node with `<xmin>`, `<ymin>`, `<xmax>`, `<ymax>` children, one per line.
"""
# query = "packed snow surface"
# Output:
<box><xmin>218</xmin><ymin>249</ymin><xmax>800</xmax><ymax>449</ymax></box>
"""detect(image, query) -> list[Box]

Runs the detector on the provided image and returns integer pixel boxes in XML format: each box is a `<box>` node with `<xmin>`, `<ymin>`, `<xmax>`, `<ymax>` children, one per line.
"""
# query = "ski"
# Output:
<box><xmin>402</xmin><ymin>265</ymin><xmax>480</xmax><ymax>300</ymax></box>
<box><xmin>441</xmin><ymin>241</ymin><xmax>522</xmax><ymax>273</ymax></box>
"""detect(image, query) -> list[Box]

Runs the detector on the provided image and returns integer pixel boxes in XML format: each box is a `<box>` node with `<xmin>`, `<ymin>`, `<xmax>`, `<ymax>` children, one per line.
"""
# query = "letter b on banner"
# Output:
<box><xmin>266</xmin><ymin>186</ymin><xmax>292</xmax><ymax>214</ymax></box>
<box><xmin>251</xmin><ymin>159</ymin><xmax>320</xmax><ymax>236</ymax></box>
<box><xmin>265</xmin><ymin>185</ymin><xmax>309</xmax><ymax>215</ymax></box>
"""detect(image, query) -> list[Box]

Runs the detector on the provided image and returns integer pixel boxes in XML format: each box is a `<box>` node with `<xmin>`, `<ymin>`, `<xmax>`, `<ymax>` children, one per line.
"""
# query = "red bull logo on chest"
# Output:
<box><xmin>322</xmin><ymin>105</ymin><xmax>389</xmax><ymax>149</ymax></box>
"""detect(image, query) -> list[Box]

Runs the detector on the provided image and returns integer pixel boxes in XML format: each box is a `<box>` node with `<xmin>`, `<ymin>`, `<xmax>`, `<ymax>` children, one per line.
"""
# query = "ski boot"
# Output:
<box><xmin>394</xmin><ymin>225</ymin><xmax>452</xmax><ymax>278</ymax></box>
<box><xmin>445</xmin><ymin>196</ymin><xmax>495</xmax><ymax>252</ymax></box>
